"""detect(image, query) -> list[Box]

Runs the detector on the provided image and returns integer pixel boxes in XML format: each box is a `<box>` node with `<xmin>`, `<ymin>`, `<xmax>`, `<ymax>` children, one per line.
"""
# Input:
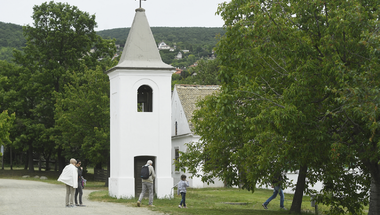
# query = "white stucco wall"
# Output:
<box><xmin>171</xmin><ymin>88</ymin><xmax>191</xmax><ymax>136</ymax></box>
<box><xmin>171</xmin><ymin>133</ymin><xmax>225</xmax><ymax>189</ymax></box>
<box><xmin>108</xmin><ymin>69</ymin><xmax>173</xmax><ymax>199</ymax></box>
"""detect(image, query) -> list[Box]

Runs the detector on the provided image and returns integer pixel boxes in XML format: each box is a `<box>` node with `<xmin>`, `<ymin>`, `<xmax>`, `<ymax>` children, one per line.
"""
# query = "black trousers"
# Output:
<box><xmin>75</xmin><ymin>182</ymin><xmax>83</xmax><ymax>205</ymax></box>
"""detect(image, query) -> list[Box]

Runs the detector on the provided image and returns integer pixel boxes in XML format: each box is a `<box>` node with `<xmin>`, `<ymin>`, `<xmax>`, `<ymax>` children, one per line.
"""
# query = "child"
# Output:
<box><xmin>177</xmin><ymin>174</ymin><xmax>189</xmax><ymax>208</ymax></box>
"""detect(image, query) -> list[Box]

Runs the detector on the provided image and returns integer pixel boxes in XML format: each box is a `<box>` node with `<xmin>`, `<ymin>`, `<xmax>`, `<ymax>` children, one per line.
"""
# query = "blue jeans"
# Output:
<box><xmin>179</xmin><ymin>192</ymin><xmax>186</xmax><ymax>206</ymax></box>
<box><xmin>264</xmin><ymin>185</ymin><xmax>284</xmax><ymax>208</ymax></box>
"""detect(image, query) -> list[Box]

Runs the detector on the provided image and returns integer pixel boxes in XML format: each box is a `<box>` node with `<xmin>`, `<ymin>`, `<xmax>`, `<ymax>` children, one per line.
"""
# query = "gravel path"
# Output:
<box><xmin>0</xmin><ymin>179</ymin><xmax>165</xmax><ymax>215</ymax></box>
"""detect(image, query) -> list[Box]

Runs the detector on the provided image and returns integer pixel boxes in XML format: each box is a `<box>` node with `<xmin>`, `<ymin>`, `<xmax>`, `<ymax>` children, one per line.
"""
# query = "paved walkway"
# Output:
<box><xmin>0</xmin><ymin>179</ymin><xmax>164</xmax><ymax>215</ymax></box>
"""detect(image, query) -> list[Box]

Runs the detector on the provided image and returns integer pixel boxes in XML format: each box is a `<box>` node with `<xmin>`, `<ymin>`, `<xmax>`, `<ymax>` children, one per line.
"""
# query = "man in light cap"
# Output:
<box><xmin>137</xmin><ymin>160</ymin><xmax>156</xmax><ymax>207</ymax></box>
<box><xmin>58</xmin><ymin>158</ymin><xmax>78</xmax><ymax>207</ymax></box>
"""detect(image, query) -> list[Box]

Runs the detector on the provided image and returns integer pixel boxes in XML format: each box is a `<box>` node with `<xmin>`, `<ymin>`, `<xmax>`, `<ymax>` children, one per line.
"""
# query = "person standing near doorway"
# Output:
<box><xmin>137</xmin><ymin>160</ymin><xmax>156</xmax><ymax>207</ymax></box>
<box><xmin>75</xmin><ymin>160</ymin><xmax>85</xmax><ymax>207</ymax></box>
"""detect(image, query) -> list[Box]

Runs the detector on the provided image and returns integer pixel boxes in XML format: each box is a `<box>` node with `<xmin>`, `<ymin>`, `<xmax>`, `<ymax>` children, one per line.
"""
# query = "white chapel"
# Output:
<box><xmin>106</xmin><ymin>7</ymin><xmax>175</xmax><ymax>199</ymax></box>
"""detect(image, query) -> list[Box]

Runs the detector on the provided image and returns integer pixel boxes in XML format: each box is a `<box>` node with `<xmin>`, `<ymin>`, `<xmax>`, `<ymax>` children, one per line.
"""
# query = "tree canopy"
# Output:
<box><xmin>0</xmin><ymin>72</ymin><xmax>15</xmax><ymax>147</ymax></box>
<box><xmin>0</xmin><ymin>22</ymin><xmax>25</xmax><ymax>62</ymax></box>
<box><xmin>0</xmin><ymin>1</ymin><xmax>116</xmax><ymax>172</ymax></box>
<box><xmin>179</xmin><ymin>0</ymin><xmax>380</xmax><ymax>214</ymax></box>
<box><xmin>171</xmin><ymin>58</ymin><xmax>221</xmax><ymax>89</ymax></box>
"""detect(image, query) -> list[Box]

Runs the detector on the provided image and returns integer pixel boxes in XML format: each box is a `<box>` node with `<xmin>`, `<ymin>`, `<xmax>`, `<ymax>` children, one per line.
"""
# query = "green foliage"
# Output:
<box><xmin>97</xmin><ymin>27</ymin><xmax>224</xmax><ymax>48</ymax></box>
<box><xmin>54</xmin><ymin>65</ymin><xmax>113</xmax><ymax>165</ymax></box>
<box><xmin>98</xmin><ymin>27</ymin><xmax>224</xmax><ymax>68</ymax></box>
<box><xmin>189</xmin><ymin>59</ymin><xmax>221</xmax><ymax>85</ymax></box>
<box><xmin>0</xmin><ymin>22</ymin><xmax>25</xmax><ymax>48</ymax></box>
<box><xmin>1</xmin><ymin>1</ymin><xmax>116</xmax><ymax>170</ymax></box>
<box><xmin>0</xmin><ymin>22</ymin><xmax>25</xmax><ymax>62</ymax></box>
<box><xmin>0</xmin><ymin>110</ymin><xmax>15</xmax><ymax>146</ymax></box>
<box><xmin>171</xmin><ymin>59</ymin><xmax>221</xmax><ymax>89</ymax></box>
<box><xmin>179</xmin><ymin>0</ymin><xmax>380</xmax><ymax>214</ymax></box>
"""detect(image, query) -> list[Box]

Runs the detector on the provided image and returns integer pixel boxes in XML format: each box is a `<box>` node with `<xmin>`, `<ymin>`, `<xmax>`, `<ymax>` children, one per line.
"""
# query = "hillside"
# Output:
<box><xmin>0</xmin><ymin>22</ymin><xmax>225</xmax><ymax>66</ymax></box>
<box><xmin>97</xmin><ymin>27</ymin><xmax>225</xmax><ymax>49</ymax></box>
<box><xmin>0</xmin><ymin>22</ymin><xmax>26</xmax><ymax>62</ymax></box>
<box><xmin>98</xmin><ymin>27</ymin><xmax>225</xmax><ymax>67</ymax></box>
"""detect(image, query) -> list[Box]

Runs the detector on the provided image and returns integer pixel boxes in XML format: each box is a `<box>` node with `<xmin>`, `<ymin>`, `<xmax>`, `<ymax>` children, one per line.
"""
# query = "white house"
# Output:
<box><xmin>158</xmin><ymin>41</ymin><xmax>171</xmax><ymax>50</ymax></box>
<box><xmin>171</xmin><ymin>84</ymin><xmax>225</xmax><ymax>188</ymax></box>
<box><xmin>175</xmin><ymin>52</ymin><xmax>183</xmax><ymax>60</ymax></box>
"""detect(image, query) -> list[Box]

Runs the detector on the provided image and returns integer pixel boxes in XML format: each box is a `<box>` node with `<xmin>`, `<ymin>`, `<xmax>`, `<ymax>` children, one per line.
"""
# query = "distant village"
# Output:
<box><xmin>106</xmin><ymin>41</ymin><xmax>216</xmax><ymax>76</ymax></box>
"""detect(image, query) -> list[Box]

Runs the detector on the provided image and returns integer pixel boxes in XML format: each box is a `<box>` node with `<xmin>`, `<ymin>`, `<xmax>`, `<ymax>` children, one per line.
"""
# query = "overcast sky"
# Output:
<box><xmin>0</xmin><ymin>0</ymin><xmax>229</xmax><ymax>31</ymax></box>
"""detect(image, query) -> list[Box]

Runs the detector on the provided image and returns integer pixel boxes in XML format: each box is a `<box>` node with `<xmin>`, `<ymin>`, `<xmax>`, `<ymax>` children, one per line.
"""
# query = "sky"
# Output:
<box><xmin>0</xmin><ymin>0</ymin><xmax>229</xmax><ymax>31</ymax></box>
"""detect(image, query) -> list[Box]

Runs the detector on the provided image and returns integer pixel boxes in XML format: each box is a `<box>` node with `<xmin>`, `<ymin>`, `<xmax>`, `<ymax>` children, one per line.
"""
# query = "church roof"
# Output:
<box><xmin>106</xmin><ymin>8</ymin><xmax>174</xmax><ymax>73</ymax></box>
<box><xmin>175</xmin><ymin>84</ymin><xmax>220</xmax><ymax>131</ymax></box>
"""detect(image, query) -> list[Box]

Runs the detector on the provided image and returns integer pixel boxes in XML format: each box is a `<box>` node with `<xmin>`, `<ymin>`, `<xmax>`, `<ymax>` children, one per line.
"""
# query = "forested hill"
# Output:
<box><xmin>0</xmin><ymin>22</ymin><xmax>225</xmax><ymax>62</ymax></box>
<box><xmin>97</xmin><ymin>27</ymin><xmax>225</xmax><ymax>49</ymax></box>
<box><xmin>0</xmin><ymin>22</ymin><xmax>26</xmax><ymax>62</ymax></box>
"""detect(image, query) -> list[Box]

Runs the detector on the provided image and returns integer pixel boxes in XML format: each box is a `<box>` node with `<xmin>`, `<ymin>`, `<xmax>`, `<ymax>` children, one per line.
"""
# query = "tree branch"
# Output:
<box><xmin>242</xmin><ymin>91</ymin><xmax>285</xmax><ymax>109</ymax></box>
<box><xmin>260</xmin><ymin>76</ymin><xmax>282</xmax><ymax>97</ymax></box>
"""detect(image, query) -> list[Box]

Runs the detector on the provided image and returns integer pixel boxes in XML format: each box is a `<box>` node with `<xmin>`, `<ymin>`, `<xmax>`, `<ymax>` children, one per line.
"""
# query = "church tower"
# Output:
<box><xmin>106</xmin><ymin>7</ymin><xmax>175</xmax><ymax>198</ymax></box>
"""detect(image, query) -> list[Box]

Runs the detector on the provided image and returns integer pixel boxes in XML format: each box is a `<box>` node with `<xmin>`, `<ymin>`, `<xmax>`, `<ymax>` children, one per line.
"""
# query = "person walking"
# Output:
<box><xmin>58</xmin><ymin>158</ymin><xmax>78</xmax><ymax>207</ymax></box>
<box><xmin>177</xmin><ymin>174</ymin><xmax>189</xmax><ymax>208</ymax></box>
<box><xmin>262</xmin><ymin>171</ymin><xmax>287</xmax><ymax>210</ymax></box>
<box><xmin>75</xmin><ymin>160</ymin><xmax>85</xmax><ymax>207</ymax></box>
<box><xmin>137</xmin><ymin>160</ymin><xmax>156</xmax><ymax>207</ymax></box>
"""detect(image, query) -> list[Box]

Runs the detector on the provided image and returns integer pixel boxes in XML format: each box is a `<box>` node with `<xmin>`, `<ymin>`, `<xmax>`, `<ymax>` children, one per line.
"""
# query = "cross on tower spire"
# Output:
<box><xmin>136</xmin><ymin>0</ymin><xmax>146</xmax><ymax>8</ymax></box>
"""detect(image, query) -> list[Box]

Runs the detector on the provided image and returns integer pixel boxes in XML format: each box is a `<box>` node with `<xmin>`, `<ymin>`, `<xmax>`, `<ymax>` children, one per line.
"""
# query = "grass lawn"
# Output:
<box><xmin>1</xmin><ymin>169</ymin><xmax>368</xmax><ymax>214</ymax></box>
<box><xmin>89</xmin><ymin>187</ymin><xmax>325</xmax><ymax>215</ymax></box>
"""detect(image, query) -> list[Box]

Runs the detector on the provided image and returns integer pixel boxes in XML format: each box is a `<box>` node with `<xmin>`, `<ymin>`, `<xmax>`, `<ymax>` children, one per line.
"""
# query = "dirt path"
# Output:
<box><xmin>0</xmin><ymin>179</ymin><xmax>165</xmax><ymax>215</ymax></box>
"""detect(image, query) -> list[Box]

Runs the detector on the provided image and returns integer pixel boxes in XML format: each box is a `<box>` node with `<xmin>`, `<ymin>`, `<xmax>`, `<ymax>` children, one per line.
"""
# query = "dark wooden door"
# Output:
<box><xmin>134</xmin><ymin>156</ymin><xmax>155</xmax><ymax>198</ymax></box>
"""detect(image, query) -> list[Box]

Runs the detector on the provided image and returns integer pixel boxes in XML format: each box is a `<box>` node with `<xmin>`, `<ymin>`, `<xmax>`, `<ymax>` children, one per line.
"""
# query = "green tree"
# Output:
<box><xmin>179</xmin><ymin>0</ymin><xmax>380</xmax><ymax>214</ymax></box>
<box><xmin>0</xmin><ymin>75</ymin><xmax>15</xmax><ymax>146</ymax></box>
<box><xmin>55</xmin><ymin>65</ymin><xmax>112</xmax><ymax>178</ymax></box>
<box><xmin>11</xmin><ymin>1</ymin><xmax>115</xmax><ymax>171</ymax></box>
<box><xmin>0</xmin><ymin>110</ymin><xmax>15</xmax><ymax>157</ymax></box>
<box><xmin>189</xmin><ymin>59</ymin><xmax>220</xmax><ymax>85</ymax></box>
<box><xmin>0</xmin><ymin>60</ymin><xmax>40</xmax><ymax>170</ymax></box>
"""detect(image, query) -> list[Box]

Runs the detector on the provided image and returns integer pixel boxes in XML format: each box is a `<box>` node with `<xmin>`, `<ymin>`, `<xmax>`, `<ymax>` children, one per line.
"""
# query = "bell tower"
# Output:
<box><xmin>106</xmin><ymin>7</ymin><xmax>175</xmax><ymax>198</ymax></box>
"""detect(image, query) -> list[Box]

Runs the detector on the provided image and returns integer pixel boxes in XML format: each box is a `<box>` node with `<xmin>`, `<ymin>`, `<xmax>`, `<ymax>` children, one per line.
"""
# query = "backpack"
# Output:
<box><xmin>140</xmin><ymin>165</ymin><xmax>151</xmax><ymax>179</ymax></box>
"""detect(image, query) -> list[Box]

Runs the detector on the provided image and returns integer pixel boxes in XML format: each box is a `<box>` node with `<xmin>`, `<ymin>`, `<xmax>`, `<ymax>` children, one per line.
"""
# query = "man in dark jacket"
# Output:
<box><xmin>262</xmin><ymin>171</ymin><xmax>286</xmax><ymax>210</ymax></box>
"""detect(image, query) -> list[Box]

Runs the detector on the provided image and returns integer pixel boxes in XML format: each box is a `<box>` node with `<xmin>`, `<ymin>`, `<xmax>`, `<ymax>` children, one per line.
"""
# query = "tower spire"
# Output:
<box><xmin>106</xmin><ymin>6</ymin><xmax>174</xmax><ymax>73</ymax></box>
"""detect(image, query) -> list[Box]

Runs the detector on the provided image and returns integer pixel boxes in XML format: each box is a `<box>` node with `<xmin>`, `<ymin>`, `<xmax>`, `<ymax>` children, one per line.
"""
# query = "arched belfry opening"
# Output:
<box><xmin>137</xmin><ymin>85</ymin><xmax>153</xmax><ymax>112</ymax></box>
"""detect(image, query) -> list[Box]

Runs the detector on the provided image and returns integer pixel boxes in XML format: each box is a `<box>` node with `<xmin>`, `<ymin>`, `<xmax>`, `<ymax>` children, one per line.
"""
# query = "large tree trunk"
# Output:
<box><xmin>10</xmin><ymin>147</ymin><xmax>12</xmax><ymax>170</ymax></box>
<box><xmin>57</xmin><ymin>147</ymin><xmax>65</xmax><ymax>172</ymax></box>
<box><xmin>368</xmin><ymin>163</ymin><xmax>380</xmax><ymax>215</ymax></box>
<box><xmin>28</xmin><ymin>143</ymin><xmax>34</xmax><ymax>172</ymax></box>
<box><xmin>45</xmin><ymin>154</ymin><xmax>51</xmax><ymax>171</ymax></box>
<box><xmin>290</xmin><ymin>165</ymin><xmax>307</xmax><ymax>213</ymax></box>
<box><xmin>24</xmin><ymin>152</ymin><xmax>28</xmax><ymax>170</ymax></box>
